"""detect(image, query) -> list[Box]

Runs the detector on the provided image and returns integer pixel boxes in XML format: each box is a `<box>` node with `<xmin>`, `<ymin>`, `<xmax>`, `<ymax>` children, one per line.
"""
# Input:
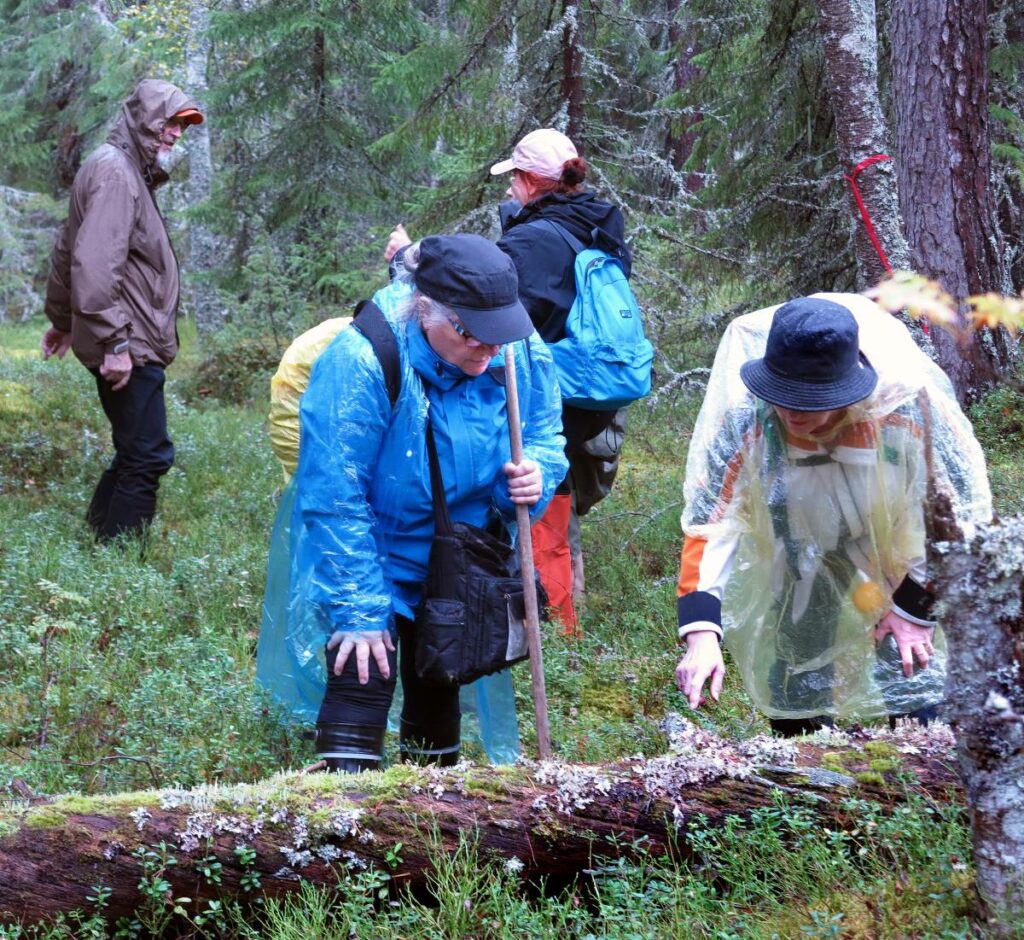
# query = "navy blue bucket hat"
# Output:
<box><xmin>414</xmin><ymin>234</ymin><xmax>533</xmax><ymax>345</ymax></box>
<box><xmin>739</xmin><ymin>297</ymin><xmax>878</xmax><ymax>411</ymax></box>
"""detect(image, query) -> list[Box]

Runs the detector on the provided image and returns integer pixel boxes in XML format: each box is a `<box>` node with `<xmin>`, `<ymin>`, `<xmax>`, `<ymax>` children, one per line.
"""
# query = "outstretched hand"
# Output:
<box><xmin>874</xmin><ymin>610</ymin><xmax>934</xmax><ymax>677</ymax></box>
<box><xmin>675</xmin><ymin>630</ymin><xmax>725</xmax><ymax>709</ymax></box>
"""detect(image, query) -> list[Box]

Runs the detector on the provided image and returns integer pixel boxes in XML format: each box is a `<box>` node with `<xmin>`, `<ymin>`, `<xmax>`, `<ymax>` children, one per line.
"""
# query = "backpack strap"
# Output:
<box><xmin>352</xmin><ymin>300</ymin><xmax>401</xmax><ymax>408</ymax></box>
<box><xmin>535</xmin><ymin>218</ymin><xmax>587</xmax><ymax>255</ymax></box>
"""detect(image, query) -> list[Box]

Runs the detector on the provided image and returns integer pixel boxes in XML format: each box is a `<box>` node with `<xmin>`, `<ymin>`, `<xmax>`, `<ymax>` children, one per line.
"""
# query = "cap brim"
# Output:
<box><xmin>450</xmin><ymin>299</ymin><xmax>534</xmax><ymax>345</ymax></box>
<box><xmin>175</xmin><ymin>108</ymin><xmax>204</xmax><ymax>125</ymax></box>
<box><xmin>489</xmin><ymin>158</ymin><xmax>515</xmax><ymax>176</ymax></box>
<box><xmin>739</xmin><ymin>353</ymin><xmax>878</xmax><ymax>411</ymax></box>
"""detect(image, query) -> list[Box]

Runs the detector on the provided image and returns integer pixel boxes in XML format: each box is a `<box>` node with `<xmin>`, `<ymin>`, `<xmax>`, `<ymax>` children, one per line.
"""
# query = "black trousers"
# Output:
<box><xmin>317</xmin><ymin>616</ymin><xmax>461</xmax><ymax>765</ymax></box>
<box><xmin>87</xmin><ymin>364</ymin><xmax>174</xmax><ymax>542</ymax></box>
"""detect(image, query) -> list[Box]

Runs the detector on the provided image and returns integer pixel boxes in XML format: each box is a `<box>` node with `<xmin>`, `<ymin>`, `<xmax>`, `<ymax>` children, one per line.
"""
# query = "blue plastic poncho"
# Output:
<box><xmin>257</xmin><ymin>280</ymin><xmax>567</xmax><ymax>761</ymax></box>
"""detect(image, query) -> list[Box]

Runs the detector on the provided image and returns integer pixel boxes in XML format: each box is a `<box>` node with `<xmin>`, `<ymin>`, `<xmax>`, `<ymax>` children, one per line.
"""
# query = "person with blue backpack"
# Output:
<box><xmin>385</xmin><ymin>130</ymin><xmax>652</xmax><ymax>633</ymax></box>
<box><xmin>489</xmin><ymin>129</ymin><xmax>653</xmax><ymax>635</ymax></box>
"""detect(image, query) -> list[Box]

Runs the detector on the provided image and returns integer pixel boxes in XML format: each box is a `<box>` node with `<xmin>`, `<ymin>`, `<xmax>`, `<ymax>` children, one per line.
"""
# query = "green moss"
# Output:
<box><xmin>821</xmin><ymin>751</ymin><xmax>850</xmax><ymax>772</ymax></box>
<box><xmin>867</xmin><ymin>758</ymin><xmax>898</xmax><ymax>774</ymax></box>
<box><xmin>863</xmin><ymin>740</ymin><xmax>900</xmax><ymax>760</ymax></box>
<box><xmin>855</xmin><ymin>771</ymin><xmax>886</xmax><ymax>787</ymax></box>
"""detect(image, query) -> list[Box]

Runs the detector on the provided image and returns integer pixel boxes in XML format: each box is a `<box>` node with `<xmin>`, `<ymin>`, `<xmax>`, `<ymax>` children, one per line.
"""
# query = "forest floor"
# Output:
<box><xmin>1</xmin><ymin>316</ymin><xmax>1022</xmax><ymax>938</ymax></box>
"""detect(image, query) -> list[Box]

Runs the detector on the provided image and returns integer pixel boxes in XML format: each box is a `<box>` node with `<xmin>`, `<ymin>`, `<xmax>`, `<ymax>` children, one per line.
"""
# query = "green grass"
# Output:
<box><xmin>0</xmin><ymin>316</ymin><xmax>1017</xmax><ymax>938</ymax></box>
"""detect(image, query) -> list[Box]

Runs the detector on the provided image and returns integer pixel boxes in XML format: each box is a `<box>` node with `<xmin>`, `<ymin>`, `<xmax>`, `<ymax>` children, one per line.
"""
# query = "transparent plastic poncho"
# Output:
<box><xmin>682</xmin><ymin>293</ymin><xmax>991</xmax><ymax>719</ymax></box>
<box><xmin>257</xmin><ymin>280</ymin><xmax>568</xmax><ymax>762</ymax></box>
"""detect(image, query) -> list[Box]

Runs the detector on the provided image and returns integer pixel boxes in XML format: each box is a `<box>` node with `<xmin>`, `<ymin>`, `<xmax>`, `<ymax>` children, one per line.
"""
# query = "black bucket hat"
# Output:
<box><xmin>739</xmin><ymin>297</ymin><xmax>878</xmax><ymax>411</ymax></box>
<box><xmin>414</xmin><ymin>234</ymin><xmax>533</xmax><ymax>345</ymax></box>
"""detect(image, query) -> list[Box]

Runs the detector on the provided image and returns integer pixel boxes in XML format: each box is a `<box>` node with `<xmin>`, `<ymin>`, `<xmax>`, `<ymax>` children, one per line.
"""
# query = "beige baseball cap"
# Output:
<box><xmin>489</xmin><ymin>128</ymin><xmax>578</xmax><ymax>180</ymax></box>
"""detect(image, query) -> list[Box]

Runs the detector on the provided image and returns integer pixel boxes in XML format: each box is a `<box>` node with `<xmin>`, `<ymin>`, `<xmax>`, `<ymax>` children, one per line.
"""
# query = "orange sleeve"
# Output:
<box><xmin>677</xmin><ymin>535</ymin><xmax>708</xmax><ymax>597</ymax></box>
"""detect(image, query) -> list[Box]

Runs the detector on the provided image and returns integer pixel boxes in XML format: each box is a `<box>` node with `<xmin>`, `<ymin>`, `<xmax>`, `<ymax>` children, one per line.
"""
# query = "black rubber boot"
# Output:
<box><xmin>398</xmin><ymin>716</ymin><xmax>460</xmax><ymax>766</ymax></box>
<box><xmin>314</xmin><ymin>723</ymin><xmax>385</xmax><ymax>774</ymax></box>
<box><xmin>769</xmin><ymin>716</ymin><xmax>834</xmax><ymax>738</ymax></box>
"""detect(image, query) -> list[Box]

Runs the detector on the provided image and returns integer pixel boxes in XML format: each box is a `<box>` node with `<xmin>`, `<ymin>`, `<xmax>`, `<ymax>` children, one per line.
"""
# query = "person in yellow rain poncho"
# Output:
<box><xmin>673</xmin><ymin>295</ymin><xmax>991</xmax><ymax>736</ymax></box>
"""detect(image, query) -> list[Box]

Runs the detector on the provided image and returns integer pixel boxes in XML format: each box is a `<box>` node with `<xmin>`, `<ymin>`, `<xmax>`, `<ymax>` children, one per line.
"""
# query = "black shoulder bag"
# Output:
<box><xmin>413</xmin><ymin>419</ymin><xmax>548</xmax><ymax>687</ymax></box>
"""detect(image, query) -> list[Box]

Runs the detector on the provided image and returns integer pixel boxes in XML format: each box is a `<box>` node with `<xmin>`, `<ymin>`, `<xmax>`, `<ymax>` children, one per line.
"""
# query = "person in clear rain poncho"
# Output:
<box><xmin>674</xmin><ymin>295</ymin><xmax>991</xmax><ymax>735</ymax></box>
<box><xmin>257</xmin><ymin>235</ymin><xmax>567</xmax><ymax>771</ymax></box>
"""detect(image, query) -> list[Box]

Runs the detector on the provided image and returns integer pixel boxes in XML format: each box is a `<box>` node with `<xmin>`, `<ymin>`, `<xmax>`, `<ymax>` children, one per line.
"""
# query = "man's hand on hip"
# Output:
<box><xmin>100</xmin><ymin>350</ymin><xmax>133</xmax><ymax>391</ymax></box>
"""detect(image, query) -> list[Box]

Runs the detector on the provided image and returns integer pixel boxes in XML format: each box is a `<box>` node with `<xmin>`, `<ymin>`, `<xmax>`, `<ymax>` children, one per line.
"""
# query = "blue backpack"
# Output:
<box><xmin>540</xmin><ymin>220</ymin><xmax>654</xmax><ymax>411</ymax></box>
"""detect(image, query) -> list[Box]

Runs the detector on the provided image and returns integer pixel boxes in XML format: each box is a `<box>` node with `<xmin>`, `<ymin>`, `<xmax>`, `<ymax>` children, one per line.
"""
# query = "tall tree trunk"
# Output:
<box><xmin>891</xmin><ymin>0</ymin><xmax>1016</xmax><ymax>400</ymax></box>
<box><xmin>816</xmin><ymin>0</ymin><xmax>910</xmax><ymax>289</ymax></box>
<box><xmin>929</xmin><ymin>503</ymin><xmax>1024</xmax><ymax>936</ymax></box>
<box><xmin>0</xmin><ymin>735</ymin><xmax>961</xmax><ymax>925</ymax></box>
<box><xmin>186</xmin><ymin>0</ymin><xmax>224</xmax><ymax>336</ymax></box>
<box><xmin>561</xmin><ymin>0</ymin><xmax>584</xmax><ymax>142</ymax></box>
<box><xmin>665</xmin><ymin>0</ymin><xmax>702</xmax><ymax>191</ymax></box>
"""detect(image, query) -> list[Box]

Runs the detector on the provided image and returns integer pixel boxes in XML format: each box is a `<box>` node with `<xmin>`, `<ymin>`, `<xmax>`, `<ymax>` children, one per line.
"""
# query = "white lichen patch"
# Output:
<box><xmin>532</xmin><ymin>761</ymin><xmax>613</xmax><ymax>814</ymax></box>
<box><xmin>330</xmin><ymin>807</ymin><xmax>363</xmax><ymax>839</ymax></box>
<box><xmin>130</xmin><ymin>807</ymin><xmax>151</xmax><ymax>831</ymax></box>
<box><xmin>505</xmin><ymin>856</ymin><xmax>525</xmax><ymax>874</ymax></box>
<box><xmin>280</xmin><ymin>846</ymin><xmax>313</xmax><ymax>868</ymax></box>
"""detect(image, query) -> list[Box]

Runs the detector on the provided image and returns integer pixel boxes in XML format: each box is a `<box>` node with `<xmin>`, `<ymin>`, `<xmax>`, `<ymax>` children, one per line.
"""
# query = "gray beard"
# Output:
<box><xmin>155</xmin><ymin>149</ymin><xmax>174</xmax><ymax>172</ymax></box>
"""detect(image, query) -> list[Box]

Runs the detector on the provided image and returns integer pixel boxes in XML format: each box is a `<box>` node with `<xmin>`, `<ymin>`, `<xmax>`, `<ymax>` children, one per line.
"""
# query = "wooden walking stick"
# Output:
<box><xmin>504</xmin><ymin>345</ymin><xmax>553</xmax><ymax>759</ymax></box>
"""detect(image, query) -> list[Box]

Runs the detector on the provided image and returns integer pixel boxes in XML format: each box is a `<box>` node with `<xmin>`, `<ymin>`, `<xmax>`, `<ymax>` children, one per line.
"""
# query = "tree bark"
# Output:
<box><xmin>561</xmin><ymin>0</ymin><xmax>584</xmax><ymax>143</ymax></box>
<box><xmin>186</xmin><ymin>0</ymin><xmax>225</xmax><ymax>336</ymax></box>
<box><xmin>891</xmin><ymin>0</ymin><xmax>1016</xmax><ymax>400</ymax></box>
<box><xmin>932</xmin><ymin>514</ymin><xmax>1024</xmax><ymax>937</ymax></box>
<box><xmin>0</xmin><ymin>734</ymin><xmax>961</xmax><ymax>927</ymax></box>
<box><xmin>816</xmin><ymin>0</ymin><xmax>910</xmax><ymax>289</ymax></box>
<box><xmin>665</xmin><ymin>0</ymin><xmax>702</xmax><ymax>191</ymax></box>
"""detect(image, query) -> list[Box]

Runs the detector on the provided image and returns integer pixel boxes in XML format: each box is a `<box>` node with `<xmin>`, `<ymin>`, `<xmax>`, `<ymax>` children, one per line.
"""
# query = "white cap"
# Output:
<box><xmin>489</xmin><ymin>128</ymin><xmax>578</xmax><ymax>180</ymax></box>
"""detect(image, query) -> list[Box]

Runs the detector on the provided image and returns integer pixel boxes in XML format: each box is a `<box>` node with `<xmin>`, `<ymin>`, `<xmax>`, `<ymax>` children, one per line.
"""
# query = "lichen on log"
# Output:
<box><xmin>0</xmin><ymin>721</ymin><xmax>962</xmax><ymax>929</ymax></box>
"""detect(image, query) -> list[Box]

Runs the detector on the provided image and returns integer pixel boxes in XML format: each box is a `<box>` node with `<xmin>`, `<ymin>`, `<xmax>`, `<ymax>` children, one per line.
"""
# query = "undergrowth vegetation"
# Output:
<box><xmin>0</xmin><ymin>311</ymin><xmax>1015</xmax><ymax>936</ymax></box>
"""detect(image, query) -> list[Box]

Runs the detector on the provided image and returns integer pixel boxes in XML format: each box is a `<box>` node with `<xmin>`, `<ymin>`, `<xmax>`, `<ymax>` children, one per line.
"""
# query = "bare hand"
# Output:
<box><xmin>327</xmin><ymin>630</ymin><xmax>396</xmax><ymax>685</ymax></box>
<box><xmin>385</xmin><ymin>223</ymin><xmax>412</xmax><ymax>262</ymax></box>
<box><xmin>41</xmin><ymin>327</ymin><xmax>72</xmax><ymax>361</ymax></box>
<box><xmin>874</xmin><ymin>611</ymin><xmax>934</xmax><ymax>678</ymax></box>
<box><xmin>503</xmin><ymin>459</ymin><xmax>542</xmax><ymax>505</ymax></box>
<box><xmin>99</xmin><ymin>350</ymin><xmax>133</xmax><ymax>391</ymax></box>
<box><xmin>675</xmin><ymin>630</ymin><xmax>726</xmax><ymax>709</ymax></box>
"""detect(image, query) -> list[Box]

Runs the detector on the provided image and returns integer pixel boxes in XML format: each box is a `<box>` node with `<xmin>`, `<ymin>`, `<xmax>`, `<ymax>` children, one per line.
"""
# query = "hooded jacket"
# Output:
<box><xmin>497</xmin><ymin>191</ymin><xmax>632</xmax><ymax>345</ymax></box>
<box><xmin>44</xmin><ymin>80</ymin><xmax>200</xmax><ymax>369</ymax></box>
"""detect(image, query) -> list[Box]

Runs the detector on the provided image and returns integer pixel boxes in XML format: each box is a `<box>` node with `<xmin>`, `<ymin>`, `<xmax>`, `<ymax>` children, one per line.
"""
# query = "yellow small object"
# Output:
<box><xmin>852</xmin><ymin>580</ymin><xmax>887</xmax><ymax>616</ymax></box>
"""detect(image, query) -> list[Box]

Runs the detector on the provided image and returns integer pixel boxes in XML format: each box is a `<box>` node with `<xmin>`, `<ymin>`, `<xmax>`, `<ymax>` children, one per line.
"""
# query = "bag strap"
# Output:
<box><xmin>536</xmin><ymin>218</ymin><xmax>587</xmax><ymax>256</ymax></box>
<box><xmin>424</xmin><ymin>420</ymin><xmax>455</xmax><ymax>536</ymax></box>
<box><xmin>352</xmin><ymin>300</ymin><xmax>401</xmax><ymax>408</ymax></box>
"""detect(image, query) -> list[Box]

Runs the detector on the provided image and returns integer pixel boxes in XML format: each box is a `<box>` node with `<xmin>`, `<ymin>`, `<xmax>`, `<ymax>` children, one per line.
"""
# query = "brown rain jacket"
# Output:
<box><xmin>44</xmin><ymin>80</ymin><xmax>200</xmax><ymax>369</ymax></box>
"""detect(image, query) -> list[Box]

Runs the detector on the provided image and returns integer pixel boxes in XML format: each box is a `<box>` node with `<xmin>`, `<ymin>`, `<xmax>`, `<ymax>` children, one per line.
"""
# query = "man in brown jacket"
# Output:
<box><xmin>41</xmin><ymin>79</ymin><xmax>203</xmax><ymax>542</ymax></box>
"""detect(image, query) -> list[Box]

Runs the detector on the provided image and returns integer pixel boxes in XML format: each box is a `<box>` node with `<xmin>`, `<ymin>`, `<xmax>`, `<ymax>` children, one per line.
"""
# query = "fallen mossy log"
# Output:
<box><xmin>0</xmin><ymin>722</ymin><xmax>962</xmax><ymax>927</ymax></box>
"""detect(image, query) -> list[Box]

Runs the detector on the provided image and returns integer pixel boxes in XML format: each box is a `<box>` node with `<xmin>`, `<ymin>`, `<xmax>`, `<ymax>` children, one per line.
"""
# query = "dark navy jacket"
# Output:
<box><xmin>497</xmin><ymin>191</ymin><xmax>631</xmax><ymax>346</ymax></box>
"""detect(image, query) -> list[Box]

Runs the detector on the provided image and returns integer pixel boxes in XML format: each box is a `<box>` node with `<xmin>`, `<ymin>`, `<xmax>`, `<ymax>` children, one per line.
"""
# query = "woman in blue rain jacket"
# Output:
<box><xmin>259</xmin><ymin>234</ymin><xmax>567</xmax><ymax>772</ymax></box>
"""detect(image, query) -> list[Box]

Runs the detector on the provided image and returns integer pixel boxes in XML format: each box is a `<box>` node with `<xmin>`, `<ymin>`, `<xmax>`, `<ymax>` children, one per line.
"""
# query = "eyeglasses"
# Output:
<box><xmin>444</xmin><ymin>313</ymin><xmax>485</xmax><ymax>344</ymax></box>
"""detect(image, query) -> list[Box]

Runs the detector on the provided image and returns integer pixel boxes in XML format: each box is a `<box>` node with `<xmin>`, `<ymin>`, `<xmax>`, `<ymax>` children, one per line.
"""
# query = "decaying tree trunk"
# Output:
<box><xmin>931</xmin><ymin>511</ymin><xmax>1024</xmax><ymax>937</ymax></box>
<box><xmin>0</xmin><ymin>729</ymin><xmax>961</xmax><ymax>928</ymax></box>
<box><xmin>816</xmin><ymin>0</ymin><xmax>910</xmax><ymax>290</ymax></box>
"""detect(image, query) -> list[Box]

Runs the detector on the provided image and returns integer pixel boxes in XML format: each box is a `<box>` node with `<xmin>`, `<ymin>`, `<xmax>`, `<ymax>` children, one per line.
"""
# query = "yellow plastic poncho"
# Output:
<box><xmin>268</xmin><ymin>316</ymin><xmax>352</xmax><ymax>481</ymax></box>
<box><xmin>682</xmin><ymin>293</ymin><xmax>991</xmax><ymax>718</ymax></box>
